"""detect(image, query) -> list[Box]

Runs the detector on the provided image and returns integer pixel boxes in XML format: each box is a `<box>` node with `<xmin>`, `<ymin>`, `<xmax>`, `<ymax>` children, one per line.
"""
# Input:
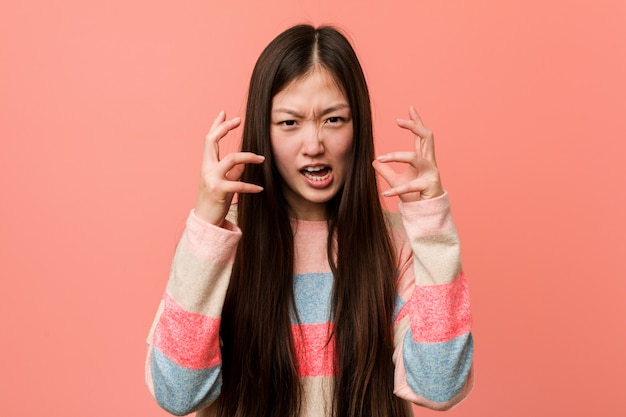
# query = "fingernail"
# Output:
<box><xmin>377</xmin><ymin>155</ymin><xmax>388</xmax><ymax>161</ymax></box>
<box><xmin>382</xmin><ymin>190</ymin><xmax>392</xmax><ymax>197</ymax></box>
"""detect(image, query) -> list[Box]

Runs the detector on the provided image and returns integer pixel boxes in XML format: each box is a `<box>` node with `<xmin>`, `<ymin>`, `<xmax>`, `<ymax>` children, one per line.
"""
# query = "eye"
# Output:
<box><xmin>279</xmin><ymin>120</ymin><xmax>297</xmax><ymax>127</ymax></box>
<box><xmin>326</xmin><ymin>116</ymin><xmax>343</xmax><ymax>124</ymax></box>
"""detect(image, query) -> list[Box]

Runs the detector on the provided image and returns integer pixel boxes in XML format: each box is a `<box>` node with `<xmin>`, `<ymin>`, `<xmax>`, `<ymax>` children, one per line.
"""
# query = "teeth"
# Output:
<box><xmin>303</xmin><ymin>171</ymin><xmax>330</xmax><ymax>181</ymax></box>
<box><xmin>301</xmin><ymin>166</ymin><xmax>331</xmax><ymax>182</ymax></box>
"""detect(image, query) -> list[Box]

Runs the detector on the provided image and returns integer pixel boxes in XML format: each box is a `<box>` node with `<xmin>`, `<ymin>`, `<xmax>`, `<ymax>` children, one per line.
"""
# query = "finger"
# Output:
<box><xmin>396</xmin><ymin>119</ymin><xmax>423</xmax><ymax>158</ymax></box>
<box><xmin>220</xmin><ymin>180</ymin><xmax>264</xmax><ymax>194</ymax></box>
<box><xmin>397</xmin><ymin>117</ymin><xmax>436</xmax><ymax>162</ymax></box>
<box><xmin>408</xmin><ymin>107</ymin><xmax>437</xmax><ymax>161</ymax></box>
<box><xmin>376</xmin><ymin>151</ymin><xmax>419</xmax><ymax>165</ymax></box>
<box><xmin>372</xmin><ymin>159</ymin><xmax>399</xmax><ymax>188</ymax></box>
<box><xmin>210</xmin><ymin>152</ymin><xmax>265</xmax><ymax>178</ymax></box>
<box><xmin>206</xmin><ymin>116</ymin><xmax>241</xmax><ymax>146</ymax></box>
<box><xmin>422</xmin><ymin>135</ymin><xmax>436</xmax><ymax>163</ymax></box>
<box><xmin>209</xmin><ymin>110</ymin><xmax>226</xmax><ymax>132</ymax></box>
<box><xmin>379</xmin><ymin>152</ymin><xmax>437</xmax><ymax>176</ymax></box>
<box><xmin>381</xmin><ymin>180</ymin><xmax>428</xmax><ymax>198</ymax></box>
<box><xmin>409</xmin><ymin>105</ymin><xmax>423</xmax><ymax>124</ymax></box>
<box><xmin>408</xmin><ymin>106</ymin><xmax>438</xmax><ymax>162</ymax></box>
<box><xmin>396</xmin><ymin>118</ymin><xmax>432</xmax><ymax>141</ymax></box>
<box><xmin>204</xmin><ymin>115</ymin><xmax>242</xmax><ymax>164</ymax></box>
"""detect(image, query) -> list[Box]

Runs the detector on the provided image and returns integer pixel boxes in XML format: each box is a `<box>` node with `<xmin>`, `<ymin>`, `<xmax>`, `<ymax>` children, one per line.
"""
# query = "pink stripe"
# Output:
<box><xmin>292</xmin><ymin>323</ymin><xmax>335</xmax><ymax>377</ymax></box>
<box><xmin>408</xmin><ymin>273</ymin><xmax>471</xmax><ymax>343</ymax></box>
<box><xmin>153</xmin><ymin>293</ymin><xmax>221</xmax><ymax>370</ymax></box>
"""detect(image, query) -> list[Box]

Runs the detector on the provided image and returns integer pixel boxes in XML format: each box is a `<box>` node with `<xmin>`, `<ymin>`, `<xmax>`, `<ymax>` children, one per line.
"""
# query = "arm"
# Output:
<box><xmin>145</xmin><ymin>211</ymin><xmax>240</xmax><ymax>415</ymax></box>
<box><xmin>390</xmin><ymin>194</ymin><xmax>473</xmax><ymax>410</ymax></box>
<box><xmin>374</xmin><ymin>107</ymin><xmax>473</xmax><ymax>409</ymax></box>
<box><xmin>146</xmin><ymin>111</ymin><xmax>264</xmax><ymax>415</ymax></box>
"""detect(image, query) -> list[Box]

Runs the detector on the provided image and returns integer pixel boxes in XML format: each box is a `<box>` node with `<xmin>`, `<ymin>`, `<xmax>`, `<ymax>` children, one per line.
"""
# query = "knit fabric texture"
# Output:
<box><xmin>145</xmin><ymin>193</ymin><xmax>474</xmax><ymax>416</ymax></box>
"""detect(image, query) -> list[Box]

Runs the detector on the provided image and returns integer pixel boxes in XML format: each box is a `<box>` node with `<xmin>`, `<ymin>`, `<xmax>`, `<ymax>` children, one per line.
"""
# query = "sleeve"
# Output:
<box><xmin>145</xmin><ymin>210</ymin><xmax>241</xmax><ymax>416</ymax></box>
<box><xmin>390</xmin><ymin>192</ymin><xmax>474</xmax><ymax>411</ymax></box>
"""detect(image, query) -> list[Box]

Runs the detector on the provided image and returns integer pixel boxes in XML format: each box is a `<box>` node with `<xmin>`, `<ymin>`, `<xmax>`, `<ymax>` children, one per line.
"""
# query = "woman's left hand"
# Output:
<box><xmin>372</xmin><ymin>106</ymin><xmax>444</xmax><ymax>202</ymax></box>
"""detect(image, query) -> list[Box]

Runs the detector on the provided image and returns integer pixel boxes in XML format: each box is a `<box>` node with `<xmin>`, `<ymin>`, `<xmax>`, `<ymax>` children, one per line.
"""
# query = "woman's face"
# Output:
<box><xmin>270</xmin><ymin>67</ymin><xmax>353</xmax><ymax>220</ymax></box>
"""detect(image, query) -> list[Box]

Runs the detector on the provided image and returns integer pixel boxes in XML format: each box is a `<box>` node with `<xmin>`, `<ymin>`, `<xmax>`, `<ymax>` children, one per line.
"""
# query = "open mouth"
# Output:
<box><xmin>301</xmin><ymin>166</ymin><xmax>332</xmax><ymax>182</ymax></box>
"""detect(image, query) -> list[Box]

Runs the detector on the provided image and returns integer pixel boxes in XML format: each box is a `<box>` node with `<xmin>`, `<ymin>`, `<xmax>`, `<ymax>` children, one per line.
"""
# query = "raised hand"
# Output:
<box><xmin>372</xmin><ymin>106</ymin><xmax>444</xmax><ymax>202</ymax></box>
<box><xmin>195</xmin><ymin>111</ymin><xmax>265</xmax><ymax>226</ymax></box>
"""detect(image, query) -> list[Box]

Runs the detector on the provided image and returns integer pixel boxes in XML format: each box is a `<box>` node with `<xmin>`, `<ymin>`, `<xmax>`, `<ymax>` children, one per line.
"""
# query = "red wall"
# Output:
<box><xmin>2</xmin><ymin>1</ymin><xmax>625</xmax><ymax>415</ymax></box>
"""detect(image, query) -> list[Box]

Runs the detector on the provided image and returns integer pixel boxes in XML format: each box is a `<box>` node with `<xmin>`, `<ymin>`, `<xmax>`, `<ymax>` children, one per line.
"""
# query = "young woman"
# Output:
<box><xmin>146</xmin><ymin>24</ymin><xmax>473</xmax><ymax>417</ymax></box>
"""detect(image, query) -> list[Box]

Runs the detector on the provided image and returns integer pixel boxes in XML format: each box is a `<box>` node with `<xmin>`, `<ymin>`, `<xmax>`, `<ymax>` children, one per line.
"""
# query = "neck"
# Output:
<box><xmin>287</xmin><ymin>204</ymin><xmax>327</xmax><ymax>221</ymax></box>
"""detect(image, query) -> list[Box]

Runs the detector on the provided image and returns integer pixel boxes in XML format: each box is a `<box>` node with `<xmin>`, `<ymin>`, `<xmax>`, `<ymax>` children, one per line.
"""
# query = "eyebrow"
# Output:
<box><xmin>272</xmin><ymin>103</ymin><xmax>350</xmax><ymax>118</ymax></box>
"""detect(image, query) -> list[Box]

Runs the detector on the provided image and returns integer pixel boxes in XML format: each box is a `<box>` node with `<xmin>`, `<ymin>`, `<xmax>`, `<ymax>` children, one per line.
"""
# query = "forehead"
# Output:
<box><xmin>272</xmin><ymin>67</ymin><xmax>348</xmax><ymax>107</ymax></box>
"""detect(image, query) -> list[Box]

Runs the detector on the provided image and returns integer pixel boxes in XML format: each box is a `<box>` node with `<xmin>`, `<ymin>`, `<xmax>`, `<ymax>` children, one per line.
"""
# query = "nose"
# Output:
<box><xmin>301</xmin><ymin>125</ymin><xmax>324</xmax><ymax>156</ymax></box>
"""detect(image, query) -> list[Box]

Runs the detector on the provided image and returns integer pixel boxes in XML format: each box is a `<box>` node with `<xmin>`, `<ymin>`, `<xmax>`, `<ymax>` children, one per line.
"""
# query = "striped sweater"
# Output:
<box><xmin>146</xmin><ymin>192</ymin><xmax>474</xmax><ymax>416</ymax></box>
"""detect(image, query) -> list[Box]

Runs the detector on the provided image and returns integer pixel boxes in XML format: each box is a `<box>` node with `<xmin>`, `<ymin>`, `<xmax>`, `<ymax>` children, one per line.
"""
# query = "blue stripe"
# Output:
<box><xmin>151</xmin><ymin>348</ymin><xmax>221</xmax><ymax>416</ymax></box>
<box><xmin>293</xmin><ymin>273</ymin><xmax>409</xmax><ymax>323</ymax></box>
<box><xmin>393</xmin><ymin>294</ymin><xmax>407</xmax><ymax>321</ymax></box>
<box><xmin>392</xmin><ymin>269</ymin><xmax>407</xmax><ymax>321</ymax></box>
<box><xmin>402</xmin><ymin>332</ymin><xmax>474</xmax><ymax>403</ymax></box>
<box><xmin>292</xmin><ymin>272</ymin><xmax>333</xmax><ymax>324</ymax></box>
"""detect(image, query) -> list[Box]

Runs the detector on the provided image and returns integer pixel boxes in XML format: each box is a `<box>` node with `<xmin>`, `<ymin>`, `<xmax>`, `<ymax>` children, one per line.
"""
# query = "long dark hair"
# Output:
<box><xmin>218</xmin><ymin>24</ymin><xmax>410</xmax><ymax>417</ymax></box>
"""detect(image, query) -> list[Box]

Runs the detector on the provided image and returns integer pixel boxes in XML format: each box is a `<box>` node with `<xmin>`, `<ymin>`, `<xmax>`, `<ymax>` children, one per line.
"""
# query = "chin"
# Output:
<box><xmin>305</xmin><ymin>189</ymin><xmax>340</xmax><ymax>204</ymax></box>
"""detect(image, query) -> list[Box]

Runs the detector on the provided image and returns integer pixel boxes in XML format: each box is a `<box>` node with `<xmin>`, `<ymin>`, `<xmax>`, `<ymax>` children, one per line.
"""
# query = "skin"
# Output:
<box><xmin>269</xmin><ymin>67</ymin><xmax>353</xmax><ymax>220</ymax></box>
<box><xmin>194</xmin><ymin>112</ymin><xmax>265</xmax><ymax>227</ymax></box>
<box><xmin>372</xmin><ymin>105</ymin><xmax>444</xmax><ymax>203</ymax></box>
<box><xmin>195</xmin><ymin>75</ymin><xmax>443</xmax><ymax>226</ymax></box>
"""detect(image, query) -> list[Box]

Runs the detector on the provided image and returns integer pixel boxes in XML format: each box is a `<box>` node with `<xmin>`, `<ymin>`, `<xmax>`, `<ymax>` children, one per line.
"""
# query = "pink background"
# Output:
<box><xmin>2</xmin><ymin>0</ymin><xmax>625</xmax><ymax>415</ymax></box>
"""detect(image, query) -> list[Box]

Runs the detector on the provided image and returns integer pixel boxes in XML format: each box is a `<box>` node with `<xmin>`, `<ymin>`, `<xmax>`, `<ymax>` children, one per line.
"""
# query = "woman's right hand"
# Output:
<box><xmin>194</xmin><ymin>111</ymin><xmax>265</xmax><ymax>226</ymax></box>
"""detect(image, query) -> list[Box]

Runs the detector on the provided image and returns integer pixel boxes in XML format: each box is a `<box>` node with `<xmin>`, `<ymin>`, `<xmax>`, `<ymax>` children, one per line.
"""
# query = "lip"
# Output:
<box><xmin>299</xmin><ymin>163</ymin><xmax>328</xmax><ymax>170</ymax></box>
<box><xmin>300</xmin><ymin>165</ymin><xmax>333</xmax><ymax>188</ymax></box>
